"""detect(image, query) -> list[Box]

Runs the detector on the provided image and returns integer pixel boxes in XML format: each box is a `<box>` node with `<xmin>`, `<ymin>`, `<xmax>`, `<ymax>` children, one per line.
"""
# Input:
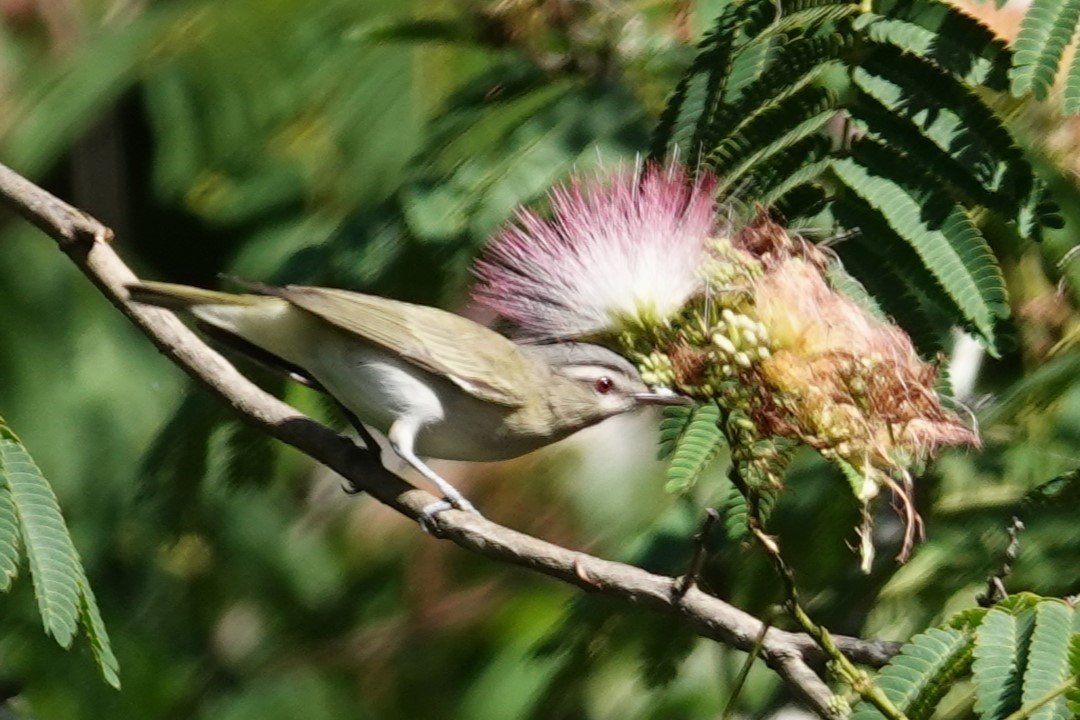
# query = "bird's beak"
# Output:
<box><xmin>634</xmin><ymin>387</ymin><xmax>695</xmax><ymax>405</ymax></box>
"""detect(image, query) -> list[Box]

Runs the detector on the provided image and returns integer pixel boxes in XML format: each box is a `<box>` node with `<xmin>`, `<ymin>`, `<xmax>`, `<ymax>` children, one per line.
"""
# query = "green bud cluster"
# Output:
<box><xmin>701</xmin><ymin>237</ymin><xmax>763</xmax><ymax>291</ymax></box>
<box><xmin>635</xmin><ymin>351</ymin><xmax>676</xmax><ymax>388</ymax></box>
<box><xmin>709</xmin><ymin>308</ymin><xmax>772</xmax><ymax>376</ymax></box>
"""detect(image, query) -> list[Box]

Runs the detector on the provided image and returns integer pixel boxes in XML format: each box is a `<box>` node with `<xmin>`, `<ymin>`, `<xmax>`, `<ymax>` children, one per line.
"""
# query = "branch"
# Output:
<box><xmin>0</xmin><ymin>161</ymin><xmax>901</xmax><ymax>717</ymax></box>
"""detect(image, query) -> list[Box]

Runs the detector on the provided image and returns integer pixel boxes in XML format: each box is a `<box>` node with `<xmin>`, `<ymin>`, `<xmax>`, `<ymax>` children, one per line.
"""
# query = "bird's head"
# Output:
<box><xmin>524</xmin><ymin>343</ymin><xmax>691</xmax><ymax>429</ymax></box>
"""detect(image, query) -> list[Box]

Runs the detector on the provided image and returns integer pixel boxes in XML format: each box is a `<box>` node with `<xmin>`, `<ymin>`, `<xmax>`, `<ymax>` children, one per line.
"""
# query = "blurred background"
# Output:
<box><xmin>1</xmin><ymin>0</ymin><xmax>1080</xmax><ymax>718</ymax></box>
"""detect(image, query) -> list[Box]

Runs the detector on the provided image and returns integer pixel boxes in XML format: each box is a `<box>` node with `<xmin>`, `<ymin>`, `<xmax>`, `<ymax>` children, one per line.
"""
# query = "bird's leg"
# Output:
<box><xmin>388</xmin><ymin>420</ymin><xmax>481</xmax><ymax>526</ymax></box>
<box><xmin>335</xmin><ymin>403</ymin><xmax>382</xmax><ymax>495</ymax></box>
<box><xmin>195</xmin><ymin>320</ymin><xmax>383</xmax><ymax>495</ymax></box>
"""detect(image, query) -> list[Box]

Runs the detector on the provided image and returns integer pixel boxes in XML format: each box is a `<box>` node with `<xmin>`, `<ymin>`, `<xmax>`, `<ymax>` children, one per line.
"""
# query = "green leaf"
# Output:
<box><xmin>223</xmin><ymin>418</ymin><xmax>279</xmax><ymax>490</ymax></box>
<box><xmin>704</xmin><ymin>38</ymin><xmax>848</xmax><ymax>152</ymax></box>
<box><xmin>740</xmin><ymin>135</ymin><xmax>832</xmax><ymax>209</ymax></box>
<box><xmin>862</xmin><ymin>0</ymin><xmax>1010</xmax><ymax>89</ymax></box>
<box><xmin>831</xmin><ymin>150</ymin><xmax>1007</xmax><ymax>350</ymax></box>
<box><xmin>832</xmin><ymin>195</ymin><xmax>953</xmax><ymax>353</ymax></box>
<box><xmin>770</xmin><ymin>0</ymin><xmax>860</xmax><ymax>34</ymax></box>
<box><xmin>1010</xmin><ymin>0</ymin><xmax>1080</xmax><ymax>100</ymax></box>
<box><xmin>0</xmin><ymin>420</ymin><xmax>20</xmax><ymax>591</ymax></box>
<box><xmin>0</xmin><ymin>435</ymin><xmax>120</xmax><ymax>687</ymax></box>
<box><xmin>825</xmin><ymin>259</ymin><xmax>888</xmax><ymax>322</ymax></box>
<box><xmin>657</xmin><ymin>405</ymin><xmax>695</xmax><ymax>461</ymax></box>
<box><xmin>973</xmin><ymin>606</ymin><xmax>1036</xmax><ymax>718</ymax></box>
<box><xmin>837</xmin><ymin>458</ymin><xmax>874</xmax><ymax>501</ymax></box>
<box><xmin>1023</xmin><ymin>600</ymin><xmax>1075</xmax><ymax>720</ymax></box>
<box><xmin>0</xmin><ymin>438</ymin><xmax>81</xmax><ymax>648</ymax></box>
<box><xmin>0</xmin><ymin>470</ymin><xmax>20</xmax><ymax>593</ymax></box>
<box><xmin>139</xmin><ymin>390</ymin><xmax>217</xmax><ymax>528</ymax></box>
<box><xmin>854</xmin><ymin>45</ymin><xmax>1034</xmax><ymax>212</ymax></box>
<box><xmin>664</xmin><ymin>403</ymin><xmax>724</xmax><ymax>493</ymax></box>
<box><xmin>949</xmin><ymin>606</ymin><xmax>990</xmax><ymax>632</ymax></box>
<box><xmin>76</xmin><ymin>567</ymin><xmax>121</xmax><ymax>690</ymax></box>
<box><xmin>1065</xmin><ymin>34</ymin><xmax>1080</xmax><ymax>112</ymax></box>
<box><xmin>848</xmin><ymin>89</ymin><xmax>1013</xmax><ymax>215</ymax></box>
<box><xmin>1066</xmin><ymin>635</ymin><xmax>1080</xmax><ymax>715</ymax></box>
<box><xmin>711</xmin><ymin>87</ymin><xmax>838</xmax><ymax>195</ymax></box>
<box><xmin>721</xmin><ymin>480</ymin><xmax>777</xmax><ymax>540</ymax></box>
<box><xmin>649</xmin><ymin>0</ymin><xmax>779</xmax><ymax>162</ymax></box>
<box><xmin>852</xmin><ymin>626</ymin><xmax>974</xmax><ymax>719</ymax></box>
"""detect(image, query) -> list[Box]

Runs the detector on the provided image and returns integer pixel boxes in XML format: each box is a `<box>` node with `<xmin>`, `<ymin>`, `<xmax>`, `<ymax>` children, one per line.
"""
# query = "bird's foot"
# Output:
<box><xmin>418</xmin><ymin>495</ymin><xmax>482</xmax><ymax>534</ymax></box>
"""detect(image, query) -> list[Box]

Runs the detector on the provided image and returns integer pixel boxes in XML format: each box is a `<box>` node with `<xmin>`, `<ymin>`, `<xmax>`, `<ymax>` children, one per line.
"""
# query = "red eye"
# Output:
<box><xmin>595</xmin><ymin>376</ymin><xmax>614</xmax><ymax>394</ymax></box>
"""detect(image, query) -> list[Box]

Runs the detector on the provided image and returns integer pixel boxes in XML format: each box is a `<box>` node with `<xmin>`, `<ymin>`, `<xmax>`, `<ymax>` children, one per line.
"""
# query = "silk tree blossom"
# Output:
<box><xmin>473</xmin><ymin>162</ymin><xmax>978</xmax><ymax>567</ymax></box>
<box><xmin>473</xmin><ymin>164</ymin><xmax>720</xmax><ymax>340</ymax></box>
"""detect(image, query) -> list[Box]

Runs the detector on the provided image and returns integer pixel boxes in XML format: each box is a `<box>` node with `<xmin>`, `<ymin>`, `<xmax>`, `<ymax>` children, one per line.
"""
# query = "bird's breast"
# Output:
<box><xmin>302</xmin><ymin>330</ymin><xmax>552</xmax><ymax>461</ymax></box>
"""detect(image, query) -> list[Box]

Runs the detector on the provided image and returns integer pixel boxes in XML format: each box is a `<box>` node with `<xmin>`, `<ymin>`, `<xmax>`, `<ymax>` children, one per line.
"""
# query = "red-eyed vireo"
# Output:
<box><xmin>126</xmin><ymin>281</ymin><xmax>689</xmax><ymax>519</ymax></box>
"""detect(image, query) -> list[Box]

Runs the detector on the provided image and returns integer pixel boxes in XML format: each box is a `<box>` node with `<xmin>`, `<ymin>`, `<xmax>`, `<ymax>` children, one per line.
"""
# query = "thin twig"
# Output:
<box><xmin>674</xmin><ymin>508</ymin><xmax>719</xmax><ymax>598</ymax></box>
<box><xmin>723</xmin><ymin>618</ymin><xmax>771</xmax><ymax>720</ymax></box>
<box><xmin>0</xmin><ymin>161</ymin><xmax>904</xmax><ymax>718</ymax></box>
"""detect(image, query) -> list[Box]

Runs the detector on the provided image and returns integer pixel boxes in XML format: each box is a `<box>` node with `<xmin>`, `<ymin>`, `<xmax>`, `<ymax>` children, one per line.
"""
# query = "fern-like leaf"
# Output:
<box><xmin>973</xmin><ymin>606</ymin><xmax>1037</xmax><ymax>718</ymax></box>
<box><xmin>704</xmin><ymin>36</ymin><xmax>849</xmax><ymax>149</ymax></box>
<box><xmin>649</xmin><ymin>0</ymin><xmax>778</xmax><ymax>162</ymax></box>
<box><xmin>832</xmin><ymin>150</ymin><xmax>1007</xmax><ymax>349</ymax></box>
<box><xmin>76</xmin><ymin>566</ymin><xmax>121</xmax><ymax>689</ymax></box>
<box><xmin>826</xmin><ymin>260</ymin><xmax>888</xmax><ymax>321</ymax></box>
<box><xmin>1022</xmin><ymin>600</ymin><xmax>1075</xmax><ymax>720</ymax></box>
<box><xmin>665</xmin><ymin>402</ymin><xmax>724</xmax><ymax>493</ymax></box>
<box><xmin>721</xmin><ymin>480</ymin><xmax>778</xmax><ymax>540</ymax></box>
<box><xmin>731</xmin><ymin>134</ymin><xmax>829</xmax><ymax>202</ymax></box>
<box><xmin>1066</xmin><ymin>635</ymin><xmax>1080</xmax><ymax>716</ymax></box>
<box><xmin>832</xmin><ymin>195</ymin><xmax>952</xmax><ymax>353</ymax></box>
<box><xmin>855</xmin><ymin>44</ymin><xmax>1034</xmax><ymax>209</ymax></box>
<box><xmin>223</xmin><ymin>419</ymin><xmax>279</xmax><ymax>490</ymax></box>
<box><xmin>1010</xmin><ymin>0</ymin><xmax>1080</xmax><ymax>100</ymax></box>
<box><xmin>712</xmin><ymin>89</ymin><xmax>838</xmax><ymax>196</ymax></box>
<box><xmin>852</xmin><ymin>626</ymin><xmax>974</xmax><ymax>719</ymax></box>
<box><xmin>657</xmin><ymin>405</ymin><xmax>694</xmax><ymax>461</ymax></box>
<box><xmin>0</xmin><ymin>433</ymin><xmax>120</xmax><ymax>687</ymax></box>
<box><xmin>771</xmin><ymin>182</ymin><xmax>830</xmax><ymax>221</ymax></box>
<box><xmin>837</xmin><ymin>458</ymin><xmax>876</xmax><ymax>502</ymax></box>
<box><xmin>0</xmin><ymin>476</ymin><xmax>20</xmax><ymax>592</ymax></box>
<box><xmin>0</xmin><ymin>421</ymin><xmax>17</xmax><ymax>592</ymax></box>
<box><xmin>864</xmin><ymin>0</ymin><xmax>1010</xmax><ymax>89</ymax></box>
<box><xmin>1066</xmin><ymin>37</ymin><xmax>1080</xmax><ymax>113</ymax></box>
<box><xmin>0</xmin><ymin>438</ymin><xmax>81</xmax><ymax>648</ymax></box>
<box><xmin>849</xmin><ymin>89</ymin><xmax>1011</xmax><ymax>214</ymax></box>
<box><xmin>770</xmin><ymin>0</ymin><xmax>860</xmax><ymax>34</ymax></box>
<box><xmin>739</xmin><ymin>135</ymin><xmax>832</xmax><ymax>208</ymax></box>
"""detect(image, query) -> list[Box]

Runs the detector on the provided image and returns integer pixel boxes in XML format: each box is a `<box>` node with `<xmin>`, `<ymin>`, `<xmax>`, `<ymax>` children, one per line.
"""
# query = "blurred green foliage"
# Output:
<box><xmin>1</xmin><ymin>0</ymin><xmax>1080</xmax><ymax>717</ymax></box>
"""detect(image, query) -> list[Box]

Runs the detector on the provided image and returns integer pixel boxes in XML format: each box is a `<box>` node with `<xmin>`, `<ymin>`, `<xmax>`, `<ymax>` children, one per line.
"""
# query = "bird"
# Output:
<box><xmin>126</xmin><ymin>280</ymin><xmax>690</xmax><ymax>519</ymax></box>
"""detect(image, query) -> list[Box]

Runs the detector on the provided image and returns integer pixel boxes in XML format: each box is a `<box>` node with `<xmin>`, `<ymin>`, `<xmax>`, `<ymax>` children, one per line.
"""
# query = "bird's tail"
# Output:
<box><xmin>125</xmin><ymin>281</ymin><xmax>263</xmax><ymax>309</ymax></box>
<box><xmin>126</xmin><ymin>280</ymin><xmax>308</xmax><ymax>370</ymax></box>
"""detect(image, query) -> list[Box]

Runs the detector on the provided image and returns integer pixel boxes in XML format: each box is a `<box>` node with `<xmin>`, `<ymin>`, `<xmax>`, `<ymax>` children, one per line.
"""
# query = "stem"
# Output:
<box><xmin>674</xmin><ymin>508</ymin><xmax>720</xmax><ymax>598</ymax></box>
<box><xmin>1000</xmin><ymin>677</ymin><xmax>1078</xmax><ymax>720</ymax></box>
<box><xmin>723</xmin><ymin>620</ymin><xmax>770</xmax><ymax>720</ymax></box>
<box><xmin>727</xmin><ymin>456</ymin><xmax>908</xmax><ymax>720</ymax></box>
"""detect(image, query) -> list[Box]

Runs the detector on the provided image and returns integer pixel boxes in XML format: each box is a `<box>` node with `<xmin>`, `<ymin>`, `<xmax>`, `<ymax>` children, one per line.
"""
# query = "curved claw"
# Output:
<box><xmin>417</xmin><ymin>496</ymin><xmax>482</xmax><ymax>535</ymax></box>
<box><xmin>418</xmin><ymin>499</ymin><xmax>453</xmax><ymax>535</ymax></box>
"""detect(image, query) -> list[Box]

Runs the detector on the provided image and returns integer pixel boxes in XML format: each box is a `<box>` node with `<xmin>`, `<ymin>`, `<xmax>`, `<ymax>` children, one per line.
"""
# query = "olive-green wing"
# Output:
<box><xmin>280</xmin><ymin>286</ymin><xmax>531</xmax><ymax>407</ymax></box>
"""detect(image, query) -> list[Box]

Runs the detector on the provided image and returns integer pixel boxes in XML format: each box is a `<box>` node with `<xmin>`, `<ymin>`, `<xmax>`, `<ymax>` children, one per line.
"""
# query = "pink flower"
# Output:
<box><xmin>473</xmin><ymin>163</ymin><xmax>720</xmax><ymax>339</ymax></box>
